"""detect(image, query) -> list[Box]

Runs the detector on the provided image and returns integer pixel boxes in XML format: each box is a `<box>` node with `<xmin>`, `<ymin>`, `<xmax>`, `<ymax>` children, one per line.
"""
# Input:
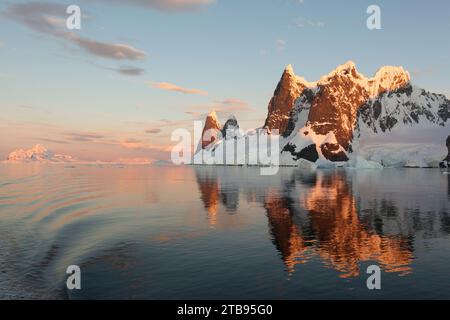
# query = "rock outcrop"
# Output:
<box><xmin>221</xmin><ymin>115</ymin><xmax>240</xmax><ymax>139</ymax></box>
<box><xmin>201</xmin><ymin>111</ymin><xmax>222</xmax><ymax>149</ymax></box>
<box><xmin>264</xmin><ymin>65</ymin><xmax>315</xmax><ymax>135</ymax></box>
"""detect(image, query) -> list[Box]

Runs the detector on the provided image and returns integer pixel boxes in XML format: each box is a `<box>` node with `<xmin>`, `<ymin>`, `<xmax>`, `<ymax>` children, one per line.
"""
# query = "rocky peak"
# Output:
<box><xmin>201</xmin><ymin>111</ymin><xmax>222</xmax><ymax>149</ymax></box>
<box><xmin>264</xmin><ymin>65</ymin><xmax>315</xmax><ymax>135</ymax></box>
<box><xmin>221</xmin><ymin>115</ymin><xmax>240</xmax><ymax>139</ymax></box>
<box><xmin>285</xmin><ymin>62</ymin><xmax>412</xmax><ymax>152</ymax></box>
<box><xmin>368</xmin><ymin>66</ymin><xmax>411</xmax><ymax>97</ymax></box>
<box><xmin>319</xmin><ymin>61</ymin><xmax>360</xmax><ymax>83</ymax></box>
<box><xmin>317</xmin><ymin>61</ymin><xmax>410</xmax><ymax>94</ymax></box>
<box><xmin>284</xmin><ymin>64</ymin><xmax>295</xmax><ymax>76</ymax></box>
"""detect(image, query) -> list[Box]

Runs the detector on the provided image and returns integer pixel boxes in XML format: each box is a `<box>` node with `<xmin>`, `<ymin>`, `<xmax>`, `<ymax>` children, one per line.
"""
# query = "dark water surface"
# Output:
<box><xmin>0</xmin><ymin>164</ymin><xmax>449</xmax><ymax>299</ymax></box>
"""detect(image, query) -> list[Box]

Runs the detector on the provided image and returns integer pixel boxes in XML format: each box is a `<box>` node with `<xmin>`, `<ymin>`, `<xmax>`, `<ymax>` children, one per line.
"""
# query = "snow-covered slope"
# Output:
<box><xmin>352</xmin><ymin>85</ymin><xmax>449</xmax><ymax>167</ymax></box>
<box><xmin>5</xmin><ymin>144</ymin><xmax>76</xmax><ymax>163</ymax></box>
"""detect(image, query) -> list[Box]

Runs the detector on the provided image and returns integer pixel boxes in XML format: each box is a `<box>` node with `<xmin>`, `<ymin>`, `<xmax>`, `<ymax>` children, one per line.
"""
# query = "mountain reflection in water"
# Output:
<box><xmin>1</xmin><ymin>164</ymin><xmax>449</xmax><ymax>299</ymax></box>
<box><xmin>195</xmin><ymin>167</ymin><xmax>449</xmax><ymax>278</ymax></box>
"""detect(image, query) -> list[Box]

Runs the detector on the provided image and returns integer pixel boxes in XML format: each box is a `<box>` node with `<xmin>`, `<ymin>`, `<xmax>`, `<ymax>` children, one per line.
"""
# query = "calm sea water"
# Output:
<box><xmin>0</xmin><ymin>164</ymin><xmax>449</xmax><ymax>299</ymax></box>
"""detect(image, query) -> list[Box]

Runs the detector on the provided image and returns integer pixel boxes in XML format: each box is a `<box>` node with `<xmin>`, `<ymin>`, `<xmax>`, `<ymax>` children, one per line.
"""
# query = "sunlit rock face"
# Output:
<box><xmin>309</xmin><ymin>63</ymin><xmax>409</xmax><ymax>151</ymax></box>
<box><xmin>201</xmin><ymin>111</ymin><xmax>222</xmax><ymax>149</ymax></box>
<box><xmin>264</xmin><ymin>65</ymin><xmax>315</xmax><ymax>135</ymax></box>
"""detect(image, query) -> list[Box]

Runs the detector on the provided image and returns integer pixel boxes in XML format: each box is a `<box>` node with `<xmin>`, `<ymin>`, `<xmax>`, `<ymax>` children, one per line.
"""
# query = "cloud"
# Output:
<box><xmin>38</xmin><ymin>138</ymin><xmax>69</xmax><ymax>144</ymax></box>
<box><xmin>146</xmin><ymin>128</ymin><xmax>162</xmax><ymax>134</ymax></box>
<box><xmin>275</xmin><ymin>39</ymin><xmax>286</xmax><ymax>52</ymax></box>
<box><xmin>151</xmin><ymin>82</ymin><xmax>208</xmax><ymax>96</ymax></box>
<box><xmin>66</xmin><ymin>34</ymin><xmax>146</xmax><ymax>60</ymax></box>
<box><xmin>113</xmin><ymin>66</ymin><xmax>146</xmax><ymax>76</ymax></box>
<box><xmin>123</xmin><ymin>138</ymin><xmax>142</xmax><ymax>144</ymax></box>
<box><xmin>295</xmin><ymin>16</ymin><xmax>325</xmax><ymax>28</ymax></box>
<box><xmin>184</xmin><ymin>98</ymin><xmax>255</xmax><ymax>118</ymax></box>
<box><xmin>111</xmin><ymin>157</ymin><xmax>152</xmax><ymax>164</ymax></box>
<box><xmin>215</xmin><ymin>98</ymin><xmax>248</xmax><ymax>107</ymax></box>
<box><xmin>65</xmin><ymin>132</ymin><xmax>104</xmax><ymax>142</ymax></box>
<box><xmin>97</xmin><ymin>0</ymin><xmax>215</xmax><ymax>12</ymax></box>
<box><xmin>3</xmin><ymin>2</ymin><xmax>67</xmax><ymax>33</ymax></box>
<box><xmin>4</xmin><ymin>2</ymin><xmax>147</xmax><ymax>61</ymax></box>
<box><xmin>18</xmin><ymin>105</ymin><xmax>34</xmax><ymax>109</ymax></box>
<box><xmin>111</xmin><ymin>138</ymin><xmax>171</xmax><ymax>152</ymax></box>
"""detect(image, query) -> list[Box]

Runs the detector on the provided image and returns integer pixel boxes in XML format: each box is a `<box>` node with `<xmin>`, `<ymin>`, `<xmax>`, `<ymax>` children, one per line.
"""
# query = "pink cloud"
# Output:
<box><xmin>146</xmin><ymin>128</ymin><xmax>162</xmax><ymax>134</ymax></box>
<box><xmin>151</xmin><ymin>82</ymin><xmax>208</xmax><ymax>96</ymax></box>
<box><xmin>100</xmin><ymin>0</ymin><xmax>215</xmax><ymax>12</ymax></box>
<box><xmin>5</xmin><ymin>2</ymin><xmax>147</xmax><ymax>61</ymax></box>
<box><xmin>184</xmin><ymin>98</ymin><xmax>255</xmax><ymax>118</ymax></box>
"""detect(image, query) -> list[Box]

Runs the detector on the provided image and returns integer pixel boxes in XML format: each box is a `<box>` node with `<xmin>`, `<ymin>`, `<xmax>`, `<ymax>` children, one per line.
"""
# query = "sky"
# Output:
<box><xmin>1</xmin><ymin>0</ymin><xmax>449</xmax><ymax>162</ymax></box>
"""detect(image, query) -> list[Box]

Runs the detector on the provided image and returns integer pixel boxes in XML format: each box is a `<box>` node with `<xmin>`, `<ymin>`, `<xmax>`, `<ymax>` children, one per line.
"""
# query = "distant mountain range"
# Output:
<box><xmin>3</xmin><ymin>144</ymin><xmax>165</xmax><ymax>165</ymax></box>
<box><xmin>198</xmin><ymin>61</ymin><xmax>450</xmax><ymax>168</ymax></box>
<box><xmin>5</xmin><ymin>144</ymin><xmax>76</xmax><ymax>163</ymax></box>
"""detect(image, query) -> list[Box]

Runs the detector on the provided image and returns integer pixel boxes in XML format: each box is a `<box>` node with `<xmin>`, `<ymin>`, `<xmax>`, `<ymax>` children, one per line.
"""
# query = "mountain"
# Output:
<box><xmin>197</xmin><ymin>61</ymin><xmax>449</xmax><ymax>168</ymax></box>
<box><xmin>199</xmin><ymin>113</ymin><xmax>241</xmax><ymax>149</ymax></box>
<box><xmin>279</xmin><ymin>62</ymin><xmax>418</xmax><ymax>165</ymax></box>
<box><xmin>200</xmin><ymin>111</ymin><xmax>222</xmax><ymax>149</ymax></box>
<box><xmin>264</xmin><ymin>64</ymin><xmax>315</xmax><ymax>135</ymax></box>
<box><xmin>352</xmin><ymin>84</ymin><xmax>449</xmax><ymax>167</ymax></box>
<box><xmin>5</xmin><ymin>144</ymin><xmax>76</xmax><ymax>163</ymax></box>
<box><xmin>221</xmin><ymin>115</ymin><xmax>240</xmax><ymax>139</ymax></box>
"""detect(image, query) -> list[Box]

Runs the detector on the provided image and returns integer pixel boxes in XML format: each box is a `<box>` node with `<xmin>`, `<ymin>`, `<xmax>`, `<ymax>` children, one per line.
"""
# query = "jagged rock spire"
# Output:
<box><xmin>201</xmin><ymin>111</ymin><xmax>222</xmax><ymax>149</ymax></box>
<box><xmin>264</xmin><ymin>65</ymin><xmax>314</xmax><ymax>135</ymax></box>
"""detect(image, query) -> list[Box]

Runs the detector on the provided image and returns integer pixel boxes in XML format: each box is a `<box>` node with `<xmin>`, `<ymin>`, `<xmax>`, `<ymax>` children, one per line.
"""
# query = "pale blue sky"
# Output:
<box><xmin>0</xmin><ymin>0</ymin><xmax>449</xmax><ymax>161</ymax></box>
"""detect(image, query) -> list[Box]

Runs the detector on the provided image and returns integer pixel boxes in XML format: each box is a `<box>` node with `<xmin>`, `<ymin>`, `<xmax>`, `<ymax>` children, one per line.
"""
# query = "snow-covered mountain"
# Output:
<box><xmin>196</xmin><ymin>61</ymin><xmax>449</xmax><ymax>168</ymax></box>
<box><xmin>353</xmin><ymin>84</ymin><xmax>449</xmax><ymax>167</ymax></box>
<box><xmin>5</xmin><ymin>144</ymin><xmax>76</xmax><ymax>163</ymax></box>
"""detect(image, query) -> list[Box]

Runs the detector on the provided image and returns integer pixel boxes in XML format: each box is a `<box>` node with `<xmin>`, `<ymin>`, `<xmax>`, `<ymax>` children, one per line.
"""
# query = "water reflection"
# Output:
<box><xmin>299</xmin><ymin>172</ymin><xmax>412</xmax><ymax>278</ymax></box>
<box><xmin>448</xmin><ymin>172</ymin><xmax>450</xmax><ymax>199</ymax></box>
<box><xmin>196</xmin><ymin>169</ymin><xmax>220</xmax><ymax>225</ymax></box>
<box><xmin>1</xmin><ymin>164</ymin><xmax>449</xmax><ymax>299</ymax></box>
<box><xmin>195</xmin><ymin>167</ymin><xmax>450</xmax><ymax>278</ymax></box>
